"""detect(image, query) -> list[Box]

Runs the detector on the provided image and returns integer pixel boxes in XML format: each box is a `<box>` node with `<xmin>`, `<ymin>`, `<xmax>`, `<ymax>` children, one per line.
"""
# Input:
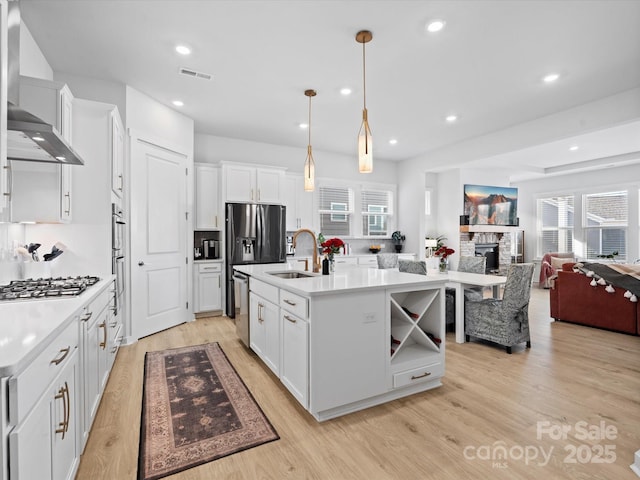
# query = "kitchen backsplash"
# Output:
<box><xmin>0</xmin><ymin>224</ymin><xmax>26</xmax><ymax>282</ymax></box>
<box><xmin>285</xmin><ymin>232</ymin><xmax>397</xmax><ymax>256</ymax></box>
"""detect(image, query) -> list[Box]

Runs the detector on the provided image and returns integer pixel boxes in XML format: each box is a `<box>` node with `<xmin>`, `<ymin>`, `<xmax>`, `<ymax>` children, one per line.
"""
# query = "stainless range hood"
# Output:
<box><xmin>6</xmin><ymin>0</ymin><xmax>84</xmax><ymax>165</ymax></box>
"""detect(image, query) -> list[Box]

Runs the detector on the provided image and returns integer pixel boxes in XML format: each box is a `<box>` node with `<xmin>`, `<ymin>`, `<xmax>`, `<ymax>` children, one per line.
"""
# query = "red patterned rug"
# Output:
<box><xmin>138</xmin><ymin>342</ymin><xmax>279</xmax><ymax>480</ymax></box>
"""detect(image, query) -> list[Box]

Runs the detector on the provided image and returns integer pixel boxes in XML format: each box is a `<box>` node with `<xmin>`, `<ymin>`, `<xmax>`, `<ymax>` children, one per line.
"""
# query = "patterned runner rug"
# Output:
<box><xmin>138</xmin><ymin>342</ymin><xmax>279</xmax><ymax>480</ymax></box>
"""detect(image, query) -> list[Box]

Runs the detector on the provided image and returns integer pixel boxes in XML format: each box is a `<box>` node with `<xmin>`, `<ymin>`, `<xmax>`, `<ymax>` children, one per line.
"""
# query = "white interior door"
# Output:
<box><xmin>130</xmin><ymin>137</ymin><xmax>189</xmax><ymax>339</ymax></box>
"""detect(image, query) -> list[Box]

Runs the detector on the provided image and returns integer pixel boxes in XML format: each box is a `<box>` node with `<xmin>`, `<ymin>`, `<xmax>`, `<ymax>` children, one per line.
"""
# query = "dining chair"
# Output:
<box><xmin>445</xmin><ymin>256</ymin><xmax>487</xmax><ymax>328</ymax></box>
<box><xmin>398</xmin><ymin>259</ymin><xmax>427</xmax><ymax>275</ymax></box>
<box><xmin>464</xmin><ymin>263</ymin><xmax>535</xmax><ymax>353</ymax></box>
<box><xmin>377</xmin><ymin>253</ymin><xmax>399</xmax><ymax>269</ymax></box>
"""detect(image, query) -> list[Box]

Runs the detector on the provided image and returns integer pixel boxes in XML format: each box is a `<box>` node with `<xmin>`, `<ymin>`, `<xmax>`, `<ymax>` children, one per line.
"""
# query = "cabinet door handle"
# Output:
<box><xmin>257</xmin><ymin>189</ymin><xmax>261</xmax><ymax>202</ymax></box>
<box><xmin>50</xmin><ymin>347</ymin><xmax>71</xmax><ymax>365</ymax></box>
<box><xmin>215</xmin><ymin>215</ymin><xmax>218</xmax><ymax>228</ymax></box>
<box><xmin>218</xmin><ymin>276</ymin><xmax>221</xmax><ymax>288</ymax></box>
<box><xmin>284</xmin><ymin>314</ymin><xmax>297</xmax><ymax>323</ymax></box>
<box><xmin>118</xmin><ymin>174</ymin><xmax>124</xmax><ymax>192</ymax></box>
<box><xmin>54</xmin><ymin>382</ymin><xmax>69</xmax><ymax>439</ymax></box>
<box><xmin>64</xmin><ymin>192</ymin><xmax>71</xmax><ymax>215</ymax></box>
<box><xmin>257</xmin><ymin>302</ymin><xmax>263</xmax><ymax>322</ymax></box>
<box><xmin>410</xmin><ymin>372</ymin><xmax>432</xmax><ymax>380</ymax></box>
<box><xmin>99</xmin><ymin>322</ymin><xmax>107</xmax><ymax>348</ymax></box>
<box><xmin>283</xmin><ymin>299</ymin><xmax>297</xmax><ymax>306</ymax></box>
<box><xmin>250</xmin><ymin>188</ymin><xmax>254</xmax><ymax>201</ymax></box>
<box><xmin>3</xmin><ymin>165</ymin><xmax>11</xmax><ymax>201</ymax></box>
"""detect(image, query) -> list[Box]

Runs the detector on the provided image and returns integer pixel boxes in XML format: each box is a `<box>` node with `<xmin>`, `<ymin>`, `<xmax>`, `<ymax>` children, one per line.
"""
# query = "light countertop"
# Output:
<box><xmin>234</xmin><ymin>263</ymin><xmax>446</xmax><ymax>297</ymax></box>
<box><xmin>0</xmin><ymin>276</ymin><xmax>115</xmax><ymax>377</ymax></box>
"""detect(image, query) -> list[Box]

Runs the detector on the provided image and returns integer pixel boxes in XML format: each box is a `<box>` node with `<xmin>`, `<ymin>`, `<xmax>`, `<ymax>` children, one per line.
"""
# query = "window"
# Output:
<box><xmin>318</xmin><ymin>185</ymin><xmax>354</xmax><ymax>236</ymax></box>
<box><xmin>361</xmin><ymin>189</ymin><xmax>392</xmax><ymax>237</ymax></box>
<box><xmin>584</xmin><ymin>190</ymin><xmax>627</xmax><ymax>261</ymax></box>
<box><xmin>537</xmin><ymin>195</ymin><xmax>574</xmax><ymax>255</ymax></box>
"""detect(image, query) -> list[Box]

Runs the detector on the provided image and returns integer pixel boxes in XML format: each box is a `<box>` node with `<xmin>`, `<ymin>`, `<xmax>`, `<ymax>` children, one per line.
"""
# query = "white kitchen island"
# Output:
<box><xmin>234</xmin><ymin>264</ymin><xmax>447</xmax><ymax>422</ymax></box>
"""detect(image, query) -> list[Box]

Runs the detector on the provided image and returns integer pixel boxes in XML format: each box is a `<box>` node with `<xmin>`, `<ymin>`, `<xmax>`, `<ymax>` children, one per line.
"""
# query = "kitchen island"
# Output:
<box><xmin>234</xmin><ymin>263</ymin><xmax>447</xmax><ymax>421</ymax></box>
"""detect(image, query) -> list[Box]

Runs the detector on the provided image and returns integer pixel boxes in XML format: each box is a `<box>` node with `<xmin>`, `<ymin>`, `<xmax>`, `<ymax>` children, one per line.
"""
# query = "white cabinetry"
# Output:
<box><xmin>279</xmin><ymin>289</ymin><xmax>308</xmax><ymax>407</ymax></box>
<box><xmin>249</xmin><ymin>279</ymin><xmax>280</xmax><ymax>376</ymax></box>
<box><xmin>223</xmin><ymin>164</ymin><xmax>284</xmax><ymax>204</ymax></box>
<box><xmin>8</xmin><ymin>320</ymin><xmax>80</xmax><ymax>480</ymax></box>
<box><xmin>282</xmin><ymin>173</ymin><xmax>313</xmax><ymax>230</ymax></box>
<box><xmin>0</xmin><ymin>0</ymin><xmax>8</xmax><ymax>212</ymax></box>
<box><xmin>194</xmin><ymin>262</ymin><xmax>222</xmax><ymax>313</ymax></box>
<box><xmin>4</xmin><ymin>78</ymin><xmax>75</xmax><ymax>223</ymax></box>
<box><xmin>195</xmin><ymin>163</ymin><xmax>220</xmax><ymax>229</ymax></box>
<box><xmin>111</xmin><ymin>110</ymin><xmax>124</xmax><ymax>199</ymax></box>
<box><xmin>79</xmin><ymin>285</ymin><xmax>113</xmax><ymax>448</ymax></box>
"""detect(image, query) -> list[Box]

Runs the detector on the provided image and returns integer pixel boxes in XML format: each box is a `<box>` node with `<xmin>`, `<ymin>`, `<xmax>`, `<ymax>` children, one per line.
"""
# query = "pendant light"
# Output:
<box><xmin>303</xmin><ymin>89</ymin><xmax>317</xmax><ymax>192</ymax></box>
<box><xmin>356</xmin><ymin>30</ymin><xmax>373</xmax><ymax>173</ymax></box>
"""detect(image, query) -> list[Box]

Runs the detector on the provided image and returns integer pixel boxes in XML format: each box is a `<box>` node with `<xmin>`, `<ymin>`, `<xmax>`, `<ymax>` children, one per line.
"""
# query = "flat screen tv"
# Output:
<box><xmin>463</xmin><ymin>184</ymin><xmax>518</xmax><ymax>226</ymax></box>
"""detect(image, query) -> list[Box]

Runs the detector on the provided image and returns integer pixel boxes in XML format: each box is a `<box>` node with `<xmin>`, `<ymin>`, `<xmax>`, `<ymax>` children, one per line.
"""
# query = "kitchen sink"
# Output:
<box><xmin>267</xmin><ymin>271</ymin><xmax>317</xmax><ymax>279</ymax></box>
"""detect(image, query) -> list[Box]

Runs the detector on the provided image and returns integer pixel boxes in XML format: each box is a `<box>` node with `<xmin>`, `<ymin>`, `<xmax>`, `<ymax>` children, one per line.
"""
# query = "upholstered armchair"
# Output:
<box><xmin>445</xmin><ymin>256</ymin><xmax>487</xmax><ymax>328</ymax></box>
<box><xmin>377</xmin><ymin>253</ymin><xmax>399</xmax><ymax>269</ymax></box>
<box><xmin>539</xmin><ymin>252</ymin><xmax>576</xmax><ymax>288</ymax></box>
<box><xmin>465</xmin><ymin>263</ymin><xmax>535</xmax><ymax>353</ymax></box>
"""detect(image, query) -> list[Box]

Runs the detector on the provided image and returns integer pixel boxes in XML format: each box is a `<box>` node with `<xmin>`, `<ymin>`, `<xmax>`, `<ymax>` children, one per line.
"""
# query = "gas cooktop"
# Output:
<box><xmin>0</xmin><ymin>276</ymin><xmax>101</xmax><ymax>302</ymax></box>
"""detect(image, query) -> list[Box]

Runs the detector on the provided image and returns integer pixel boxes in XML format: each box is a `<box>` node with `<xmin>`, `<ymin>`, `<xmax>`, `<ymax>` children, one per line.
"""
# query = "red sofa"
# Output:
<box><xmin>550</xmin><ymin>263</ymin><xmax>639</xmax><ymax>335</ymax></box>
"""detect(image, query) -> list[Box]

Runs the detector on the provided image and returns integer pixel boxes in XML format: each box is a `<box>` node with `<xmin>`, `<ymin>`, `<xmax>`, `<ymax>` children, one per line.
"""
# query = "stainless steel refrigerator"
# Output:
<box><xmin>225</xmin><ymin>203</ymin><xmax>286</xmax><ymax>335</ymax></box>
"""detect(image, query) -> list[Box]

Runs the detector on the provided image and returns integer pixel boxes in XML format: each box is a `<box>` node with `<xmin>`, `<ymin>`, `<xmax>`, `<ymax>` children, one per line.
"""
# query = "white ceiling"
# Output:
<box><xmin>20</xmin><ymin>0</ymin><xmax>640</xmax><ymax>180</ymax></box>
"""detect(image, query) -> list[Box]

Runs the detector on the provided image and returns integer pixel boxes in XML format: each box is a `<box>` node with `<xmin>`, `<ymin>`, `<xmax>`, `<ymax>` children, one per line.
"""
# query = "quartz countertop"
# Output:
<box><xmin>234</xmin><ymin>263</ymin><xmax>446</xmax><ymax>297</ymax></box>
<box><xmin>0</xmin><ymin>276</ymin><xmax>115</xmax><ymax>377</ymax></box>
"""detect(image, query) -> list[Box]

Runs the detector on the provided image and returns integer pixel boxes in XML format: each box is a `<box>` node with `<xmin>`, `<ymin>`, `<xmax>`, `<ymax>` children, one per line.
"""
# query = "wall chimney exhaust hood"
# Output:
<box><xmin>6</xmin><ymin>0</ymin><xmax>84</xmax><ymax>165</ymax></box>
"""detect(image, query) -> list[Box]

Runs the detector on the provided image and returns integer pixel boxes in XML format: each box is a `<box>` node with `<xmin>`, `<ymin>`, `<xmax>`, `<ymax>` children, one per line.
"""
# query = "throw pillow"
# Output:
<box><xmin>550</xmin><ymin>256</ymin><xmax>571</xmax><ymax>270</ymax></box>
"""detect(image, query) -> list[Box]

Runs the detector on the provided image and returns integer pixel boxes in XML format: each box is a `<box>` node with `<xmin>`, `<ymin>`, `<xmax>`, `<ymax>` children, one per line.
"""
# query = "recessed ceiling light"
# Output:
<box><xmin>299</xmin><ymin>123</ymin><xmax>308</xmax><ymax>129</ymax></box>
<box><xmin>55</xmin><ymin>156</ymin><xmax>66</xmax><ymax>161</ymax></box>
<box><xmin>175</xmin><ymin>45</ymin><xmax>191</xmax><ymax>55</ymax></box>
<box><xmin>445</xmin><ymin>114</ymin><xmax>458</xmax><ymax>123</ymax></box>
<box><xmin>543</xmin><ymin>73</ymin><xmax>560</xmax><ymax>83</ymax></box>
<box><xmin>389</xmin><ymin>139</ymin><xmax>398</xmax><ymax>145</ymax></box>
<box><xmin>32</xmin><ymin>135</ymin><xmax>44</xmax><ymax>142</ymax></box>
<box><xmin>340</xmin><ymin>87</ymin><xmax>352</xmax><ymax>96</ymax></box>
<box><xmin>426</xmin><ymin>20</ymin><xmax>446</xmax><ymax>33</ymax></box>
<box><xmin>569</xmin><ymin>145</ymin><xmax>579</xmax><ymax>151</ymax></box>
<box><xmin>172</xmin><ymin>100</ymin><xmax>184</xmax><ymax>107</ymax></box>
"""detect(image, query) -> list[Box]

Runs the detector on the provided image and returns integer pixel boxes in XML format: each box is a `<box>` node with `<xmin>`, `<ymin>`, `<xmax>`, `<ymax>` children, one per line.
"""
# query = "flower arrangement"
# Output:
<box><xmin>317</xmin><ymin>233</ymin><xmax>345</xmax><ymax>258</ymax></box>
<box><xmin>434</xmin><ymin>245</ymin><xmax>455</xmax><ymax>272</ymax></box>
<box><xmin>391</xmin><ymin>231</ymin><xmax>406</xmax><ymax>244</ymax></box>
<box><xmin>434</xmin><ymin>245</ymin><xmax>455</xmax><ymax>259</ymax></box>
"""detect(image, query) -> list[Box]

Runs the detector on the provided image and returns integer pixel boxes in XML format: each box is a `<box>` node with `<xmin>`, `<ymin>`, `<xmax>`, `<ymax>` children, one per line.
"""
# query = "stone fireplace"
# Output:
<box><xmin>459</xmin><ymin>226</ymin><xmax>515</xmax><ymax>275</ymax></box>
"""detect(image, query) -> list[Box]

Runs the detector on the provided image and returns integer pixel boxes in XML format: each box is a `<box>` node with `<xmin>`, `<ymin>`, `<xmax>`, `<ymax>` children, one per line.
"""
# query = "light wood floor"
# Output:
<box><xmin>76</xmin><ymin>288</ymin><xmax>640</xmax><ymax>480</ymax></box>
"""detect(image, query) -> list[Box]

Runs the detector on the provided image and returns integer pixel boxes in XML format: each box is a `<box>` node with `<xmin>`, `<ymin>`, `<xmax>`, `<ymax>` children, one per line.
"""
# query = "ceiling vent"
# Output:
<box><xmin>178</xmin><ymin>67</ymin><xmax>213</xmax><ymax>81</ymax></box>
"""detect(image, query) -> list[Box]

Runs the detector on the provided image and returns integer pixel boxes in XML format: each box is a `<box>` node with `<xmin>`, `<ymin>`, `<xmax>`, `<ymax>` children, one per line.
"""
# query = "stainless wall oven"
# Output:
<box><xmin>112</xmin><ymin>203</ymin><xmax>126</xmax><ymax>315</ymax></box>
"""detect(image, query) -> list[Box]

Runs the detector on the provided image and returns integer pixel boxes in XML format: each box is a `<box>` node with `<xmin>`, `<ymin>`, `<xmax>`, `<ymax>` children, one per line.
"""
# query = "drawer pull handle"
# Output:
<box><xmin>410</xmin><ymin>372</ymin><xmax>431</xmax><ymax>380</ymax></box>
<box><xmin>54</xmin><ymin>381</ymin><xmax>70</xmax><ymax>438</ymax></box>
<box><xmin>99</xmin><ymin>322</ymin><xmax>107</xmax><ymax>349</ymax></box>
<box><xmin>283</xmin><ymin>299</ymin><xmax>297</xmax><ymax>306</ymax></box>
<box><xmin>50</xmin><ymin>347</ymin><xmax>71</xmax><ymax>365</ymax></box>
<box><xmin>284</xmin><ymin>314</ymin><xmax>297</xmax><ymax>323</ymax></box>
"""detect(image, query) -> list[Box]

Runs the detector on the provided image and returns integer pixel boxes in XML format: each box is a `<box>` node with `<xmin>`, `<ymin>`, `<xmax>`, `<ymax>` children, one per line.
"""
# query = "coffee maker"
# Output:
<box><xmin>203</xmin><ymin>239</ymin><xmax>220</xmax><ymax>259</ymax></box>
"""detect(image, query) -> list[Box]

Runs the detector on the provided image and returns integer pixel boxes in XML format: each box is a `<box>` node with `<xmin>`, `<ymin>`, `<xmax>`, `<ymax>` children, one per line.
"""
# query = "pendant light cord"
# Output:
<box><xmin>362</xmin><ymin>40</ymin><xmax>367</xmax><ymax>109</ymax></box>
<box><xmin>308</xmin><ymin>94</ymin><xmax>312</xmax><ymax>146</ymax></box>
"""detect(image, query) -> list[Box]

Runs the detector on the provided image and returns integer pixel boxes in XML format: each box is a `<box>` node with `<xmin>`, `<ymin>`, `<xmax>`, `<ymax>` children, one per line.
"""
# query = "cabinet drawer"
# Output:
<box><xmin>280</xmin><ymin>290</ymin><xmax>308</xmax><ymax>319</ymax></box>
<box><xmin>82</xmin><ymin>286</ymin><xmax>112</xmax><ymax>326</ymax></box>
<box><xmin>333</xmin><ymin>256</ymin><xmax>357</xmax><ymax>265</ymax></box>
<box><xmin>393</xmin><ymin>362</ymin><xmax>443</xmax><ymax>388</ymax></box>
<box><xmin>198</xmin><ymin>262</ymin><xmax>222</xmax><ymax>273</ymax></box>
<box><xmin>358</xmin><ymin>256</ymin><xmax>378</xmax><ymax>266</ymax></box>
<box><xmin>250</xmin><ymin>278</ymin><xmax>279</xmax><ymax>302</ymax></box>
<box><xmin>9</xmin><ymin>319</ymin><xmax>79</xmax><ymax>425</ymax></box>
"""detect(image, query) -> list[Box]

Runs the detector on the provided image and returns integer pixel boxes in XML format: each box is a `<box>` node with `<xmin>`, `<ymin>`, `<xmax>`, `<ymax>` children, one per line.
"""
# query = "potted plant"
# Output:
<box><xmin>391</xmin><ymin>231</ymin><xmax>406</xmax><ymax>253</ymax></box>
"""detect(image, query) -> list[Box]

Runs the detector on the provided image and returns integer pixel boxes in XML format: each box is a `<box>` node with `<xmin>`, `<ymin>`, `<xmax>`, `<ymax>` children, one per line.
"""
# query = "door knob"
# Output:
<box><xmin>138</xmin><ymin>261</ymin><xmax>144</xmax><ymax>266</ymax></box>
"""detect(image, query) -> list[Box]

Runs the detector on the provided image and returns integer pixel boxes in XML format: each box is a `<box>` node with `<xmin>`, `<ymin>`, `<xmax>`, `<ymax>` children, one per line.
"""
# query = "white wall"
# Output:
<box><xmin>127</xmin><ymin>86</ymin><xmax>194</xmax><ymax>154</ymax></box>
<box><xmin>19</xmin><ymin>22</ymin><xmax>52</xmax><ymax>80</ymax></box>
<box><xmin>513</xmin><ymin>164</ymin><xmax>640</xmax><ymax>262</ymax></box>
<box><xmin>195</xmin><ymin>133</ymin><xmax>397</xmax><ymax>184</ymax></box>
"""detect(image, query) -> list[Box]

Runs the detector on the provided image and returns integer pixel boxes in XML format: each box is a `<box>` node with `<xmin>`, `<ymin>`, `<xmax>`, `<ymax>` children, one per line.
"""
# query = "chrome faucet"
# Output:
<box><xmin>293</xmin><ymin>229</ymin><xmax>321</xmax><ymax>273</ymax></box>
